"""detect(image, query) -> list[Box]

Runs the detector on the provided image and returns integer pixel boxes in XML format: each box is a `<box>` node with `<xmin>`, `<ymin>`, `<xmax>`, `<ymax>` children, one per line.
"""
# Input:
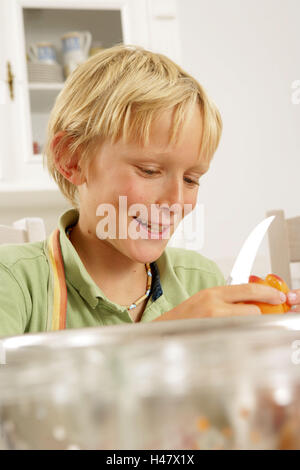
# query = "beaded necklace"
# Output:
<box><xmin>66</xmin><ymin>225</ymin><xmax>152</xmax><ymax>312</ymax></box>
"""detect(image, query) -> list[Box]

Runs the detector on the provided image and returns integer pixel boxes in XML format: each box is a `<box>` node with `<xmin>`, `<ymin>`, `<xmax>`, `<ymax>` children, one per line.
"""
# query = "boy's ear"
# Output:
<box><xmin>51</xmin><ymin>131</ymin><xmax>86</xmax><ymax>186</ymax></box>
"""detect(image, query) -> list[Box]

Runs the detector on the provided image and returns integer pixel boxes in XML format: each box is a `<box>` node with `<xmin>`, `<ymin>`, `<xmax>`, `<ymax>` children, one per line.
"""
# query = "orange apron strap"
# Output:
<box><xmin>45</xmin><ymin>228</ymin><xmax>67</xmax><ymax>331</ymax></box>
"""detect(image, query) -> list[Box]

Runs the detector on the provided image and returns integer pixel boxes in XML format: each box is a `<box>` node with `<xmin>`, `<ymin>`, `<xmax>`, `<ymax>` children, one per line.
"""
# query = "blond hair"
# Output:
<box><xmin>44</xmin><ymin>44</ymin><xmax>222</xmax><ymax>208</ymax></box>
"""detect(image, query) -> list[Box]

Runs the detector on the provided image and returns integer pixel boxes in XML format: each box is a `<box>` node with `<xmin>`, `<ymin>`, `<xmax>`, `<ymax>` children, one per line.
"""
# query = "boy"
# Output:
<box><xmin>0</xmin><ymin>45</ymin><xmax>296</xmax><ymax>337</ymax></box>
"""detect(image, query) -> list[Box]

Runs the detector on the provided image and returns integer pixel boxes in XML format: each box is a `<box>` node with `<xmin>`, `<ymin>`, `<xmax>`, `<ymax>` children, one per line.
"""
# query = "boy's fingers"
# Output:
<box><xmin>221</xmin><ymin>284</ymin><xmax>287</xmax><ymax>305</ymax></box>
<box><xmin>287</xmin><ymin>290</ymin><xmax>300</xmax><ymax>305</ymax></box>
<box><xmin>224</xmin><ymin>303</ymin><xmax>262</xmax><ymax>317</ymax></box>
<box><xmin>289</xmin><ymin>305</ymin><xmax>300</xmax><ymax>313</ymax></box>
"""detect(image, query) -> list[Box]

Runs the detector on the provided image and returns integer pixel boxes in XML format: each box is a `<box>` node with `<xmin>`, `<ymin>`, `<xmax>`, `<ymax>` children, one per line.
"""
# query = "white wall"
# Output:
<box><xmin>177</xmin><ymin>0</ymin><xmax>300</xmax><ymax>282</ymax></box>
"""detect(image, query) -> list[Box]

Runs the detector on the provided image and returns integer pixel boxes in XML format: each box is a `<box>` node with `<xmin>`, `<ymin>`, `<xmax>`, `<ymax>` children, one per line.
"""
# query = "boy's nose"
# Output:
<box><xmin>156</xmin><ymin>177</ymin><xmax>185</xmax><ymax>212</ymax></box>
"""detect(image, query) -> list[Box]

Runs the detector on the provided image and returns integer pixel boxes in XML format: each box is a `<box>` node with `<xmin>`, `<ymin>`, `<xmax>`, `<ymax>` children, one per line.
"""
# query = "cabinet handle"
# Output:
<box><xmin>6</xmin><ymin>61</ymin><xmax>14</xmax><ymax>101</ymax></box>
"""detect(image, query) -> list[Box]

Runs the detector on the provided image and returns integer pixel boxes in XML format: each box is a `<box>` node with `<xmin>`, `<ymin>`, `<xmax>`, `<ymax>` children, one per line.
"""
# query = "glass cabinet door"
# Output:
<box><xmin>24</xmin><ymin>6</ymin><xmax>125</xmax><ymax>164</ymax></box>
<box><xmin>2</xmin><ymin>0</ymin><xmax>150</xmax><ymax>188</ymax></box>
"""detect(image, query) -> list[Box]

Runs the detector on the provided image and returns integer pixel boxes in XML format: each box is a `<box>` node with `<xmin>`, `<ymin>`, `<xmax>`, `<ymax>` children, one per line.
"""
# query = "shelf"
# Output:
<box><xmin>29</xmin><ymin>85</ymin><xmax>62</xmax><ymax>114</ymax></box>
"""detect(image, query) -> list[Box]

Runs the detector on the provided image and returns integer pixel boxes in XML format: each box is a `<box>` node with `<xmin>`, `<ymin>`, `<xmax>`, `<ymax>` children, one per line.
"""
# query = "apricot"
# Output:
<box><xmin>247</xmin><ymin>274</ymin><xmax>290</xmax><ymax>314</ymax></box>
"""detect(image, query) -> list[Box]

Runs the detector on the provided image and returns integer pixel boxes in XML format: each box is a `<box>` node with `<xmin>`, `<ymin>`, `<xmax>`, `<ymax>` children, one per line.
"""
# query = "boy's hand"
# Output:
<box><xmin>154</xmin><ymin>283</ymin><xmax>288</xmax><ymax>322</ymax></box>
<box><xmin>287</xmin><ymin>290</ymin><xmax>300</xmax><ymax>313</ymax></box>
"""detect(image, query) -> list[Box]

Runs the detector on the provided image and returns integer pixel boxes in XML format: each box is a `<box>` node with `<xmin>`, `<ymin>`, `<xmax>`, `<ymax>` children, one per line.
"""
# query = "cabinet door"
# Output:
<box><xmin>0</xmin><ymin>0</ymin><xmax>45</xmax><ymax>186</ymax></box>
<box><xmin>0</xmin><ymin>0</ymin><xmax>19</xmax><ymax>183</ymax></box>
<box><xmin>0</xmin><ymin>2</ymin><xmax>7</xmax><ymax>181</ymax></box>
<box><xmin>1</xmin><ymin>0</ymin><xmax>153</xmax><ymax>189</ymax></box>
<box><xmin>0</xmin><ymin>0</ymin><xmax>181</xmax><ymax>190</ymax></box>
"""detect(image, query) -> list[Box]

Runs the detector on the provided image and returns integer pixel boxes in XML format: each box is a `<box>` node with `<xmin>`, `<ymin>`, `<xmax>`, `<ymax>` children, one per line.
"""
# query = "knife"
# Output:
<box><xmin>226</xmin><ymin>216</ymin><xmax>275</xmax><ymax>285</ymax></box>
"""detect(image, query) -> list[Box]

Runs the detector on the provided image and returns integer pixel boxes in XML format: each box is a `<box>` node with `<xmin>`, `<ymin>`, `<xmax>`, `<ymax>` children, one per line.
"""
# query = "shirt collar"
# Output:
<box><xmin>48</xmin><ymin>208</ymin><xmax>163</xmax><ymax>310</ymax></box>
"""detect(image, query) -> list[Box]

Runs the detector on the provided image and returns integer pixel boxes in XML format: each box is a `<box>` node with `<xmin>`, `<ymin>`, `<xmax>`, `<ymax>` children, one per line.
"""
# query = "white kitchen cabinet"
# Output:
<box><xmin>0</xmin><ymin>0</ymin><xmax>181</xmax><ymax>196</ymax></box>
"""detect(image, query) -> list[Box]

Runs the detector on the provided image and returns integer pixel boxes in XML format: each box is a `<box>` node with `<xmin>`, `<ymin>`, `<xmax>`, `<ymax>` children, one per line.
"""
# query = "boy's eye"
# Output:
<box><xmin>184</xmin><ymin>177</ymin><xmax>200</xmax><ymax>186</ymax></box>
<box><xmin>139</xmin><ymin>168</ymin><xmax>158</xmax><ymax>175</ymax></box>
<box><xmin>138</xmin><ymin>168</ymin><xmax>199</xmax><ymax>186</ymax></box>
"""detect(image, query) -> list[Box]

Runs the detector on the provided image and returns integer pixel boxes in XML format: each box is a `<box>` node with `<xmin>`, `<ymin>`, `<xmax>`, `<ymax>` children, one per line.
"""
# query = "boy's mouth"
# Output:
<box><xmin>132</xmin><ymin>216</ymin><xmax>171</xmax><ymax>234</ymax></box>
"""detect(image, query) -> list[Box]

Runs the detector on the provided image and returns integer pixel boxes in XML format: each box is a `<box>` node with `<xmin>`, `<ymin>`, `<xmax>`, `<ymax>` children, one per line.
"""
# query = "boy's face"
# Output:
<box><xmin>78</xmin><ymin>103</ymin><xmax>208</xmax><ymax>263</ymax></box>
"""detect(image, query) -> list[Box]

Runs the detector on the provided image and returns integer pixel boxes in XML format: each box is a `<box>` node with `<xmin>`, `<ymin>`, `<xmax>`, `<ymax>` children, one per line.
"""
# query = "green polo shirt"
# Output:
<box><xmin>0</xmin><ymin>209</ymin><xmax>225</xmax><ymax>337</ymax></box>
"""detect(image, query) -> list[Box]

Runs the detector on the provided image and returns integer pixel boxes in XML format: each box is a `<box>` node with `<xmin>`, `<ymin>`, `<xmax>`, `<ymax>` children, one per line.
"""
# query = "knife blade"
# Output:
<box><xmin>227</xmin><ymin>215</ymin><xmax>275</xmax><ymax>285</ymax></box>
